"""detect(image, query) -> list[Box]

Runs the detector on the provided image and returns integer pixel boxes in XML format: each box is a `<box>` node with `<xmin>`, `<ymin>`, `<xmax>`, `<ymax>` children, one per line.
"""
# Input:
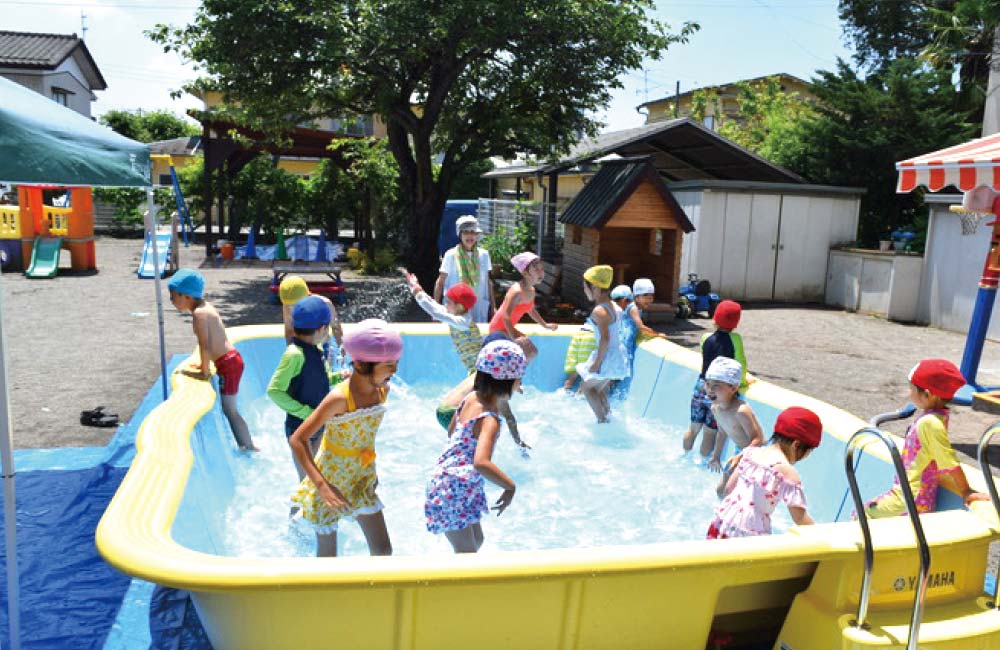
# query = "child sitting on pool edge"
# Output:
<box><xmin>707</xmin><ymin>406</ymin><xmax>822</xmax><ymax>539</ymax></box>
<box><xmin>405</xmin><ymin>269</ymin><xmax>481</xmax><ymax>374</ymax></box>
<box><xmin>704</xmin><ymin>356</ymin><xmax>764</xmax><ymax>497</ymax></box>
<box><xmin>425</xmin><ymin>339</ymin><xmax>527</xmax><ymax>553</ymax></box>
<box><xmin>289</xmin><ymin>319</ymin><xmax>403</xmax><ymax>557</ymax></box>
<box><xmin>168</xmin><ymin>268</ymin><xmax>257</xmax><ymax>451</ymax></box>
<box><xmin>864</xmin><ymin>359</ymin><xmax>988</xmax><ymax>518</ymax></box>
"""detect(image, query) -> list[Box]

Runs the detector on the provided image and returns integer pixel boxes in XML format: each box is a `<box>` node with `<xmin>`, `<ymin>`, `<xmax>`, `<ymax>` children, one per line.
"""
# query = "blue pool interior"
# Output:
<box><xmin>172</xmin><ymin>332</ymin><xmax>964</xmax><ymax>559</ymax></box>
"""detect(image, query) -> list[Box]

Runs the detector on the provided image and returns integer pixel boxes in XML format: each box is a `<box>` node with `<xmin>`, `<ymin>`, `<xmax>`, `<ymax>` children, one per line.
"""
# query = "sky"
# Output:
<box><xmin>2</xmin><ymin>0</ymin><xmax>854</xmax><ymax>133</ymax></box>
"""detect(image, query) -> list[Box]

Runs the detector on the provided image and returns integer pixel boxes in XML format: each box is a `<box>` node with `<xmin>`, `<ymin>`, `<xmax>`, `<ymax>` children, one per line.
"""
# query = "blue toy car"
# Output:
<box><xmin>676</xmin><ymin>273</ymin><xmax>720</xmax><ymax>319</ymax></box>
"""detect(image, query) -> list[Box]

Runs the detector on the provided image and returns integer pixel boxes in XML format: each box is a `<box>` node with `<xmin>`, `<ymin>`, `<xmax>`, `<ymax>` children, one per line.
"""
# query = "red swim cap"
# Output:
<box><xmin>909</xmin><ymin>359</ymin><xmax>965</xmax><ymax>400</ymax></box>
<box><xmin>445</xmin><ymin>283</ymin><xmax>477</xmax><ymax>312</ymax></box>
<box><xmin>713</xmin><ymin>300</ymin><xmax>741</xmax><ymax>330</ymax></box>
<box><xmin>774</xmin><ymin>406</ymin><xmax>822</xmax><ymax>448</ymax></box>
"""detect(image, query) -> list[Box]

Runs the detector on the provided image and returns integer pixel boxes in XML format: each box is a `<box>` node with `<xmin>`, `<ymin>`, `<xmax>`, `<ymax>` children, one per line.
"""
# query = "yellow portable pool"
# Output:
<box><xmin>96</xmin><ymin>324</ymin><xmax>1000</xmax><ymax>649</ymax></box>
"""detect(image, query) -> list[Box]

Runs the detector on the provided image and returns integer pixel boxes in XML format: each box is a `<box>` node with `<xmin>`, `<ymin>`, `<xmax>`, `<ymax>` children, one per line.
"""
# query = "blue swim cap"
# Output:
<box><xmin>610</xmin><ymin>284</ymin><xmax>633</xmax><ymax>301</ymax></box>
<box><xmin>167</xmin><ymin>268</ymin><xmax>204</xmax><ymax>299</ymax></box>
<box><xmin>292</xmin><ymin>295</ymin><xmax>331</xmax><ymax>329</ymax></box>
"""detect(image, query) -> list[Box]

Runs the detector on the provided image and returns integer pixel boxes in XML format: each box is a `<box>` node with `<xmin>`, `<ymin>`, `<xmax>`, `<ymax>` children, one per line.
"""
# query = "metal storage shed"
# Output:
<box><xmin>670</xmin><ymin>180</ymin><xmax>864</xmax><ymax>302</ymax></box>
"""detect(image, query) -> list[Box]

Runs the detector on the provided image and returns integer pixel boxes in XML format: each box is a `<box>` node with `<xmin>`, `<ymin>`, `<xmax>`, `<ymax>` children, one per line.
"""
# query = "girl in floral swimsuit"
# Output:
<box><xmin>290</xmin><ymin>319</ymin><xmax>403</xmax><ymax>557</ymax></box>
<box><xmin>707</xmin><ymin>406</ymin><xmax>822</xmax><ymax>539</ymax></box>
<box><xmin>425</xmin><ymin>340</ymin><xmax>527</xmax><ymax>553</ymax></box>
<box><xmin>866</xmin><ymin>359</ymin><xmax>988</xmax><ymax>518</ymax></box>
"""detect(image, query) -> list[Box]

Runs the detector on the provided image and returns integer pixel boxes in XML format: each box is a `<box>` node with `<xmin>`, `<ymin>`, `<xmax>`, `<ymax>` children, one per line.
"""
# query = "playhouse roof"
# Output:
<box><xmin>558</xmin><ymin>157</ymin><xmax>695</xmax><ymax>233</ymax></box>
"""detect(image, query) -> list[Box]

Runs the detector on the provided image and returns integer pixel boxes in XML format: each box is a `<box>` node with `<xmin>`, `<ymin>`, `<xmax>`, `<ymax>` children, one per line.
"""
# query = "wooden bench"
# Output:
<box><xmin>270</xmin><ymin>264</ymin><xmax>346</xmax><ymax>305</ymax></box>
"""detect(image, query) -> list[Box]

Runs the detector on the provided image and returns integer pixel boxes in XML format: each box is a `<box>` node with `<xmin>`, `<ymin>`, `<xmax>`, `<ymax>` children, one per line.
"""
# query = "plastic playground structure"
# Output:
<box><xmin>96</xmin><ymin>324</ymin><xmax>1000</xmax><ymax>650</ymax></box>
<box><xmin>0</xmin><ymin>185</ymin><xmax>98</xmax><ymax>278</ymax></box>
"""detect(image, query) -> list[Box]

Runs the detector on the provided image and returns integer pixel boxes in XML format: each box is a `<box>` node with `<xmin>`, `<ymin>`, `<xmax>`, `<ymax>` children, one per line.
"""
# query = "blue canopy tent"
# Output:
<box><xmin>0</xmin><ymin>76</ymin><xmax>154</xmax><ymax>650</ymax></box>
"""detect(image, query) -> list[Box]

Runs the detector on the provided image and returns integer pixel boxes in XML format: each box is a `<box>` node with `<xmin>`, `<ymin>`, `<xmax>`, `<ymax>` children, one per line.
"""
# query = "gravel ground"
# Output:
<box><xmin>5</xmin><ymin>236</ymin><xmax>1000</xmax><ymax>475</ymax></box>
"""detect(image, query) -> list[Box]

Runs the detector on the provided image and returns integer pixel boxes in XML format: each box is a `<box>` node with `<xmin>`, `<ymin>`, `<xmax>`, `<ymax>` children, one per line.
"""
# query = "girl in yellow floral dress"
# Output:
<box><xmin>290</xmin><ymin>319</ymin><xmax>403</xmax><ymax>557</ymax></box>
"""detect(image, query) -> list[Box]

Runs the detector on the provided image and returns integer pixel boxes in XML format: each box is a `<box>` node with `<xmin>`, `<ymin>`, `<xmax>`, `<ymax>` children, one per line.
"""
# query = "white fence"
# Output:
<box><xmin>476</xmin><ymin>198</ymin><xmax>567</xmax><ymax>259</ymax></box>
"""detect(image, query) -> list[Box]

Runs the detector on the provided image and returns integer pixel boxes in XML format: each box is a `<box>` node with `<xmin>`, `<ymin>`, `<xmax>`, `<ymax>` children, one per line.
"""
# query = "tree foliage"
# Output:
<box><xmin>776</xmin><ymin>59</ymin><xmax>976</xmax><ymax>247</ymax></box>
<box><xmin>99</xmin><ymin>109</ymin><xmax>199</xmax><ymax>143</ymax></box>
<box><xmin>149</xmin><ymin>0</ymin><xmax>696</xmax><ymax>283</ymax></box>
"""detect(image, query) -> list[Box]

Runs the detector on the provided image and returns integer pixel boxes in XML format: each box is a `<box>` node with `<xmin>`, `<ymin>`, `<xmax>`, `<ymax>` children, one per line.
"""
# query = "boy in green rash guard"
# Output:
<box><xmin>268</xmin><ymin>296</ymin><xmax>347</xmax><ymax>482</ymax></box>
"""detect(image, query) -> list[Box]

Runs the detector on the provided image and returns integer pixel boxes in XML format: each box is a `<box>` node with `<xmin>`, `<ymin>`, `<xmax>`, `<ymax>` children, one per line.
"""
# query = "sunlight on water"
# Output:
<box><xmin>224</xmin><ymin>381</ymin><xmax>796</xmax><ymax>558</ymax></box>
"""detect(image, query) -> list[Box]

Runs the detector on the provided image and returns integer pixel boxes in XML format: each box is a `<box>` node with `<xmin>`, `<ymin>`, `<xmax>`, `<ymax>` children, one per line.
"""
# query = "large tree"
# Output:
<box><xmin>150</xmin><ymin>0</ymin><xmax>694</xmax><ymax>283</ymax></box>
<box><xmin>99</xmin><ymin>108</ymin><xmax>199</xmax><ymax>143</ymax></box>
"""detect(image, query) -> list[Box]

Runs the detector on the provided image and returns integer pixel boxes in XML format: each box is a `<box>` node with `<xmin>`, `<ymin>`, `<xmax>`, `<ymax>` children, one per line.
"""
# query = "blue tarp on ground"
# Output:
<box><xmin>0</xmin><ymin>356</ymin><xmax>212</xmax><ymax>650</ymax></box>
<box><xmin>236</xmin><ymin>235</ymin><xmax>343</xmax><ymax>262</ymax></box>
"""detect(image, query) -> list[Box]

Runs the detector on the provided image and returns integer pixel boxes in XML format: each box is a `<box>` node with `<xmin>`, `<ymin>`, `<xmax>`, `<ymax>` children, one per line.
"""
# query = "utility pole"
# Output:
<box><xmin>674</xmin><ymin>81</ymin><xmax>680</xmax><ymax>118</ymax></box>
<box><xmin>80</xmin><ymin>11</ymin><xmax>87</xmax><ymax>41</ymax></box>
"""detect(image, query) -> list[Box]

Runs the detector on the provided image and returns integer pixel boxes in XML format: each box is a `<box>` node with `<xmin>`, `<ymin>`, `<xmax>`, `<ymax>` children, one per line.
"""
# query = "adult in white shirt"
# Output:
<box><xmin>434</xmin><ymin>215</ymin><xmax>495</xmax><ymax>323</ymax></box>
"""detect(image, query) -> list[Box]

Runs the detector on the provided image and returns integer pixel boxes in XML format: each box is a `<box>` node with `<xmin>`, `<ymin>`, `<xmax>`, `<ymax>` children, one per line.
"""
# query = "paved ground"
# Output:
<box><xmin>5</xmin><ymin>236</ymin><xmax>1000</xmax><ymax>475</ymax></box>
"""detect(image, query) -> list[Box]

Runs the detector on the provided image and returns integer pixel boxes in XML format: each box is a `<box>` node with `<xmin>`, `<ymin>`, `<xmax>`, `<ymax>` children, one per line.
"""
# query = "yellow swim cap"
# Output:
<box><xmin>583</xmin><ymin>265</ymin><xmax>614</xmax><ymax>290</ymax></box>
<box><xmin>279</xmin><ymin>275</ymin><xmax>310</xmax><ymax>305</ymax></box>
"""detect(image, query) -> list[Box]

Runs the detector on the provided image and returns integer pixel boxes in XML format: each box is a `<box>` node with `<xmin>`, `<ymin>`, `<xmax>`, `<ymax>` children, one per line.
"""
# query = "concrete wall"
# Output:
<box><xmin>826</xmin><ymin>249</ymin><xmax>924</xmax><ymax>322</ymax></box>
<box><xmin>918</xmin><ymin>195</ymin><xmax>1000</xmax><ymax>338</ymax></box>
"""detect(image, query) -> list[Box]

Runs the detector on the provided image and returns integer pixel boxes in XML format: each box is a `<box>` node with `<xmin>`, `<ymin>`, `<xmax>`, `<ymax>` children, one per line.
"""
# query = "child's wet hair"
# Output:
<box><xmin>770</xmin><ymin>432</ymin><xmax>816</xmax><ymax>458</ymax></box>
<box><xmin>293</xmin><ymin>326</ymin><xmax>322</xmax><ymax>338</ymax></box>
<box><xmin>352</xmin><ymin>361</ymin><xmax>375</xmax><ymax>375</ymax></box>
<box><xmin>473</xmin><ymin>370</ymin><xmax>517</xmax><ymax>401</ymax></box>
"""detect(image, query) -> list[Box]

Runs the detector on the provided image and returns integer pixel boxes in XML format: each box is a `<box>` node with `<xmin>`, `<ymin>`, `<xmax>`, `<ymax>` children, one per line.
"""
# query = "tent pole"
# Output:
<box><xmin>0</xmin><ymin>269</ymin><xmax>21</xmax><ymax>650</ymax></box>
<box><xmin>147</xmin><ymin>190</ymin><xmax>169</xmax><ymax>401</ymax></box>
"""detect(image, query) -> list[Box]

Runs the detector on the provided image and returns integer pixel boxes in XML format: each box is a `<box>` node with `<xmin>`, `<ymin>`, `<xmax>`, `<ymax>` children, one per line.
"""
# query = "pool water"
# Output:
<box><xmin>222</xmin><ymin>380</ymin><xmax>799</xmax><ymax>558</ymax></box>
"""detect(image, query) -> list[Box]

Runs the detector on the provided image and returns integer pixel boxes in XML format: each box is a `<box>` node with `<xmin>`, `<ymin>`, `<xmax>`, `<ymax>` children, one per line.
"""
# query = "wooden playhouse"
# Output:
<box><xmin>558</xmin><ymin>157</ymin><xmax>694</xmax><ymax>308</ymax></box>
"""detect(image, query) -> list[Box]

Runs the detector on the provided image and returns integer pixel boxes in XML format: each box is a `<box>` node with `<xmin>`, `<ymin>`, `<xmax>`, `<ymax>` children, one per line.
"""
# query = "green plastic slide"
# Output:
<box><xmin>24</xmin><ymin>237</ymin><xmax>63</xmax><ymax>278</ymax></box>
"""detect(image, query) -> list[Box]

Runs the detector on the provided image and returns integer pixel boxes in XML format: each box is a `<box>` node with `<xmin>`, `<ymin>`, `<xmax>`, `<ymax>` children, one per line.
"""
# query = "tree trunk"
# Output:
<box><xmin>406</xmin><ymin>192</ymin><xmax>446</xmax><ymax>290</ymax></box>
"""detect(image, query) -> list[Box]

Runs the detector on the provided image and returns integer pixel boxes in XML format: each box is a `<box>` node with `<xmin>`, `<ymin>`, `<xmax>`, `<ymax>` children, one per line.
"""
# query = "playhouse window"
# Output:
<box><xmin>650</xmin><ymin>229</ymin><xmax>663</xmax><ymax>256</ymax></box>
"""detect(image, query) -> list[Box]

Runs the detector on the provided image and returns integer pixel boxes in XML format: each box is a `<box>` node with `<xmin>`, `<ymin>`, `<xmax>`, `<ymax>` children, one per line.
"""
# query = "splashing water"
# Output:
<box><xmin>224</xmin><ymin>380</ymin><xmax>797</xmax><ymax>558</ymax></box>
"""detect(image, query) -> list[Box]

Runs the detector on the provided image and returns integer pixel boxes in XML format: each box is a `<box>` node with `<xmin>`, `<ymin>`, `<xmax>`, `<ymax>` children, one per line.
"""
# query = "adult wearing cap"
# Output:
<box><xmin>865</xmin><ymin>359</ymin><xmax>989</xmax><ymax>519</ymax></box>
<box><xmin>278</xmin><ymin>274</ymin><xmax>343</xmax><ymax>348</ymax></box>
<box><xmin>290</xmin><ymin>319</ymin><xmax>403</xmax><ymax>557</ymax></box>
<box><xmin>435</xmin><ymin>215</ymin><xmax>494</xmax><ymax>323</ymax></box>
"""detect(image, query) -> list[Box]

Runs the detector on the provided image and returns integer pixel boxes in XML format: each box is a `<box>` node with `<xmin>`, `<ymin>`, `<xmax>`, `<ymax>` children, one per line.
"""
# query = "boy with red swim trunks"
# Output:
<box><xmin>168</xmin><ymin>268</ymin><xmax>258</xmax><ymax>451</ymax></box>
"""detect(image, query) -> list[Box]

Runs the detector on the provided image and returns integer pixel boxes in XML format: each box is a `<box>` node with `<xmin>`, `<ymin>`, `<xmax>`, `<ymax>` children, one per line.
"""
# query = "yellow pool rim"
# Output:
<box><xmin>95</xmin><ymin>323</ymin><xmax>999</xmax><ymax>592</ymax></box>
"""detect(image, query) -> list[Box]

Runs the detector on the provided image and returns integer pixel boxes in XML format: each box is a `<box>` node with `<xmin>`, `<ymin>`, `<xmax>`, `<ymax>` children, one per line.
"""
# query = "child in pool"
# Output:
<box><xmin>425</xmin><ymin>340</ymin><xmax>527</xmax><ymax>553</ymax></box>
<box><xmin>405</xmin><ymin>270</ymin><xmax>481</xmax><ymax>374</ymax></box>
<box><xmin>611</xmin><ymin>284</ymin><xmax>632</xmax><ymax>311</ymax></box>
<box><xmin>168</xmin><ymin>268</ymin><xmax>257</xmax><ymax>451</ymax></box>
<box><xmin>706</xmin><ymin>406</ymin><xmax>822</xmax><ymax>539</ymax></box>
<box><xmin>865</xmin><ymin>359</ymin><xmax>988</xmax><ymax>518</ymax></box>
<box><xmin>268</xmin><ymin>296</ymin><xmax>336</xmax><ymax>483</ymax></box>
<box><xmin>685</xmin><ymin>300</ymin><xmax>746</xmax><ymax>461</ymax></box>
<box><xmin>576</xmin><ymin>265</ymin><xmax>630</xmax><ymax>423</ymax></box>
<box><xmin>289</xmin><ymin>319</ymin><xmax>403</xmax><ymax>557</ymax></box>
<box><xmin>435</xmin><ymin>332</ymin><xmax>532</xmax><ymax>450</ymax></box>
<box><xmin>278</xmin><ymin>275</ymin><xmax>343</xmax><ymax>348</ymax></box>
<box><xmin>613</xmin><ymin>279</ymin><xmax>668</xmax><ymax>399</ymax></box>
<box><xmin>489</xmin><ymin>252</ymin><xmax>557</xmax><ymax>350</ymax></box>
<box><xmin>704</xmin><ymin>356</ymin><xmax>764</xmax><ymax>497</ymax></box>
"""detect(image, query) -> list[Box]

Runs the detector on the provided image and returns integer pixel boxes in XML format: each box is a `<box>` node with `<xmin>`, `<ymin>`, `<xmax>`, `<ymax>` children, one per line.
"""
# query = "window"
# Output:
<box><xmin>649</xmin><ymin>229</ymin><xmax>663</xmax><ymax>256</ymax></box>
<box><xmin>702</xmin><ymin>115</ymin><xmax>715</xmax><ymax>131</ymax></box>
<box><xmin>51</xmin><ymin>89</ymin><xmax>69</xmax><ymax>106</ymax></box>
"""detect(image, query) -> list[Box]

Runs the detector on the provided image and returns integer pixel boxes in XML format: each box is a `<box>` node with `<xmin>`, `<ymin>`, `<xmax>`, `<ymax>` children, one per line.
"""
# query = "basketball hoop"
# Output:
<box><xmin>950</xmin><ymin>205</ymin><xmax>987</xmax><ymax>235</ymax></box>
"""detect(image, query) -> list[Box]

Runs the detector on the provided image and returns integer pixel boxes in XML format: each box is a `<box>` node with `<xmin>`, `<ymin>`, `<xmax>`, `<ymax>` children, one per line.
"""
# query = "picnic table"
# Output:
<box><xmin>270</xmin><ymin>264</ymin><xmax>347</xmax><ymax>305</ymax></box>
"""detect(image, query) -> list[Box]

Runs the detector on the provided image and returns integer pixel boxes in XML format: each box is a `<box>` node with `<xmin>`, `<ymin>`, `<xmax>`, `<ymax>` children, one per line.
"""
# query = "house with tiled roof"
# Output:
<box><xmin>0</xmin><ymin>30</ymin><xmax>107</xmax><ymax>118</ymax></box>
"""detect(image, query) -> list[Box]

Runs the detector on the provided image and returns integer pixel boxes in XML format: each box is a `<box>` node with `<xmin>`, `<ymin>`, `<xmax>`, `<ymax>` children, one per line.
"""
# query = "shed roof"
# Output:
<box><xmin>0</xmin><ymin>30</ymin><xmax>107</xmax><ymax>90</ymax></box>
<box><xmin>558</xmin><ymin>157</ymin><xmax>695</xmax><ymax>233</ymax></box>
<box><xmin>483</xmin><ymin>118</ymin><xmax>803</xmax><ymax>184</ymax></box>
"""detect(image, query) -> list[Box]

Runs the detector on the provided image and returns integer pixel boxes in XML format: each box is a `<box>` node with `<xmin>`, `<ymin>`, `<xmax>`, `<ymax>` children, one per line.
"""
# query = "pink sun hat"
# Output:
<box><xmin>343</xmin><ymin>319</ymin><xmax>403</xmax><ymax>362</ymax></box>
<box><xmin>511</xmin><ymin>251</ymin><xmax>539</xmax><ymax>273</ymax></box>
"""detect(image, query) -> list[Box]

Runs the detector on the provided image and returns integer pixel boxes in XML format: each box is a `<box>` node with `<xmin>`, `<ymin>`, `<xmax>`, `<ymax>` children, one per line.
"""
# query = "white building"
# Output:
<box><xmin>0</xmin><ymin>30</ymin><xmax>107</xmax><ymax>118</ymax></box>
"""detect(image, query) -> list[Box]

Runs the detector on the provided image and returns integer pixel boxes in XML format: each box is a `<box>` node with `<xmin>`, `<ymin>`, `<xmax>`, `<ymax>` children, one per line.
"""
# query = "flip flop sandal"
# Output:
<box><xmin>93</xmin><ymin>414</ymin><xmax>119</xmax><ymax>428</ymax></box>
<box><xmin>80</xmin><ymin>406</ymin><xmax>106</xmax><ymax>426</ymax></box>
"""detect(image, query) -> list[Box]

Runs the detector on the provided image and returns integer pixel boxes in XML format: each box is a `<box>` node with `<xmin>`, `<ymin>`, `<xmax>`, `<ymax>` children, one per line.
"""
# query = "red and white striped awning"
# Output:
<box><xmin>896</xmin><ymin>132</ymin><xmax>1000</xmax><ymax>192</ymax></box>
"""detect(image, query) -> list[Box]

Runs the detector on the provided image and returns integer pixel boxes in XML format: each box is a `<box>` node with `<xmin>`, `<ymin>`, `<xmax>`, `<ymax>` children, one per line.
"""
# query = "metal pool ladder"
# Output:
<box><xmin>976</xmin><ymin>421</ymin><xmax>1000</xmax><ymax>608</ymax></box>
<box><xmin>845</xmin><ymin>427</ymin><xmax>931</xmax><ymax>650</ymax></box>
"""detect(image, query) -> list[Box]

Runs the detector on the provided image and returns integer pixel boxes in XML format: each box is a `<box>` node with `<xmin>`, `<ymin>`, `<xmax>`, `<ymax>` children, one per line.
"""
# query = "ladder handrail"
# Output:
<box><xmin>845</xmin><ymin>427</ymin><xmax>931</xmax><ymax>650</ymax></box>
<box><xmin>975</xmin><ymin>421</ymin><xmax>1000</xmax><ymax>608</ymax></box>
